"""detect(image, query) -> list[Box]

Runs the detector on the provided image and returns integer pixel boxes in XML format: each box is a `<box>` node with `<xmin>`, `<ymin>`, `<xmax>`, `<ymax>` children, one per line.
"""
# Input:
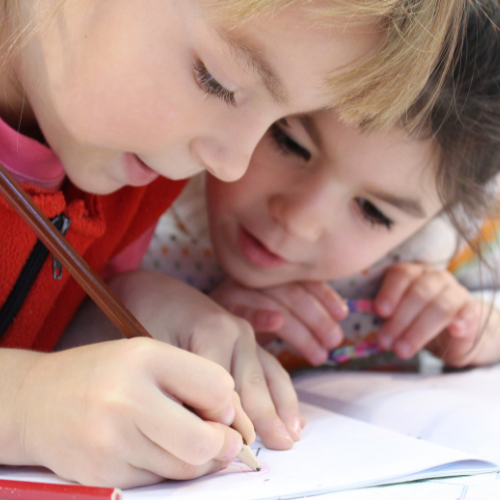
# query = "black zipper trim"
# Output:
<box><xmin>0</xmin><ymin>213</ymin><xmax>71</xmax><ymax>339</ymax></box>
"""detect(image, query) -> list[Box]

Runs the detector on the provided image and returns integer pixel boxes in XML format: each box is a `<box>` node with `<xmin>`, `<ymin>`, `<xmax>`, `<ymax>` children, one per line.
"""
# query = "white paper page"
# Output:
<box><xmin>0</xmin><ymin>404</ymin><xmax>496</xmax><ymax>500</ymax></box>
<box><xmin>316</xmin><ymin>471</ymin><xmax>500</xmax><ymax>500</ymax></box>
<box><xmin>312</xmin><ymin>480</ymin><xmax>463</xmax><ymax>500</ymax></box>
<box><xmin>119</xmin><ymin>404</ymin><xmax>496</xmax><ymax>499</ymax></box>
<box><xmin>293</xmin><ymin>366</ymin><xmax>500</xmax><ymax>464</ymax></box>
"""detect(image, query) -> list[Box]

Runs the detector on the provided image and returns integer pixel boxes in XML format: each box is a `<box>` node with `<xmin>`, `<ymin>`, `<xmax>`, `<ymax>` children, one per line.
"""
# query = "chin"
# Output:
<box><xmin>66</xmin><ymin>172</ymin><xmax>124</xmax><ymax>195</ymax></box>
<box><xmin>225</xmin><ymin>263</ymin><xmax>283</xmax><ymax>290</ymax></box>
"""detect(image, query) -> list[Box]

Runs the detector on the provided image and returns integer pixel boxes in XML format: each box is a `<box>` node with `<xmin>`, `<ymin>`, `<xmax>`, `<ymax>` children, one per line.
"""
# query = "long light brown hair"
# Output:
<box><xmin>2</xmin><ymin>0</ymin><xmax>466</xmax><ymax>131</ymax></box>
<box><xmin>207</xmin><ymin>0</ymin><xmax>467</xmax><ymax>130</ymax></box>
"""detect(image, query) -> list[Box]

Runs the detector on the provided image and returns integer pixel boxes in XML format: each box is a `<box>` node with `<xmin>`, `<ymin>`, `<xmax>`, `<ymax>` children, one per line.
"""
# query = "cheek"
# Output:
<box><xmin>52</xmin><ymin>66</ymin><xmax>195</xmax><ymax>152</ymax></box>
<box><xmin>318</xmin><ymin>231</ymin><xmax>412</xmax><ymax>280</ymax></box>
<box><xmin>321</xmin><ymin>245</ymin><xmax>378</xmax><ymax>280</ymax></box>
<box><xmin>206</xmin><ymin>155</ymin><xmax>272</xmax><ymax>215</ymax></box>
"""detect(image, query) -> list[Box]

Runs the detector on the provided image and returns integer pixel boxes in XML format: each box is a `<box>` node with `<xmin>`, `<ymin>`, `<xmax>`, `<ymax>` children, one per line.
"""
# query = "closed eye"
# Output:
<box><xmin>356</xmin><ymin>198</ymin><xmax>394</xmax><ymax>230</ymax></box>
<box><xmin>194</xmin><ymin>59</ymin><xmax>236</xmax><ymax>107</ymax></box>
<box><xmin>270</xmin><ymin>123</ymin><xmax>311</xmax><ymax>161</ymax></box>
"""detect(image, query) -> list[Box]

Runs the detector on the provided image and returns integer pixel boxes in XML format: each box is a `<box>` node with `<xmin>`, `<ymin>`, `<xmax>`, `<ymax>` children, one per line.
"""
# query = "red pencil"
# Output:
<box><xmin>0</xmin><ymin>479</ymin><xmax>122</xmax><ymax>500</ymax></box>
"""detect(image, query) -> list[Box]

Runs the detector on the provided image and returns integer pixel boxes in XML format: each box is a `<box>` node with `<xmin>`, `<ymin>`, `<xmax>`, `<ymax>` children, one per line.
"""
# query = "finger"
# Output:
<box><xmin>258</xmin><ymin>347</ymin><xmax>303</xmax><ymax>442</ymax></box>
<box><xmin>256</xmin><ymin>332</ymin><xmax>279</xmax><ymax>346</ymax></box>
<box><xmin>126</xmin><ymin>427</ymin><xmax>228</xmax><ymax>486</ymax></box>
<box><xmin>377</xmin><ymin>271</ymin><xmax>447</xmax><ymax>350</ymax></box>
<box><xmin>139</xmin><ymin>338</ymin><xmax>251</xmax><ymax>431</ymax></box>
<box><xmin>274</xmin><ymin>309</ymin><xmax>329</xmax><ymax>366</ymax></box>
<box><xmin>428</xmin><ymin>328</ymin><xmax>479</xmax><ymax>367</ymax></box>
<box><xmin>54</xmin><ymin>433</ymin><xmax>165</xmax><ymax>489</ymax></box>
<box><xmin>301</xmin><ymin>281</ymin><xmax>349</xmax><ymax>319</ymax></box>
<box><xmin>429</xmin><ymin>301</ymin><xmax>483</xmax><ymax>365</ymax></box>
<box><xmin>229</xmin><ymin>391</ymin><xmax>256</xmax><ymax>446</ymax></box>
<box><xmin>375</xmin><ymin>264</ymin><xmax>424</xmax><ymax>317</ymax></box>
<box><xmin>448</xmin><ymin>300</ymin><xmax>483</xmax><ymax>338</ymax></box>
<box><xmin>134</xmin><ymin>339</ymin><xmax>235</xmax><ymax>415</ymax></box>
<box><xmin>230</xmin><ymin>305</ymin><xmax>285</xmax><ymax>332</ymax></box>
<box><xmin>136</xmin><ymin>384</ymin><xmax>243</xmax><ymax>466</ymax></box>
<box><xmin>231</xmin><ymin>326</ymin><xmax>295</xmax><ymax>451</ymax></box>
<box><xmin>187</xmin><ymin>317</ymin><xmax>257</xmax><ymax>435</ymax></box>
<box><xmin>265</xmin><ymin>284</ymin><xmax>342</xmax><ymax>350</ymax></box>
<box><xmin>392</xmin><ymin>284</ymin><xmax>468</xmax><ymax>359</ymax></box>
<box><xmin>187</xmin><ymin>313</ymin><xmax>242</xmax><ymax>373</ymax></box>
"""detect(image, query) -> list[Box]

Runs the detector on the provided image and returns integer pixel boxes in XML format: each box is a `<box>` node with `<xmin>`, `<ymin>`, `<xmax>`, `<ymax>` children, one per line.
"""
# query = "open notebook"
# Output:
<box><xmin>1</xmin><ymin>366</ymin><xmax>499</xmax><ymax>500</ymax></box>
<box><xmin>294</xmin><ymin>363</ymin><xmax>500</xmax><ymax>465</ymax></box>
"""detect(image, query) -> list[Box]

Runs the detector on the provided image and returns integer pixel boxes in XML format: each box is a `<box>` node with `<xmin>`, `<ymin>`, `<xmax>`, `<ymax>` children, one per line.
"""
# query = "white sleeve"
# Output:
<box><xmin>141</xmin><ymin>174</ymin><xmax>225</xmax><ymax>293</ymax></box>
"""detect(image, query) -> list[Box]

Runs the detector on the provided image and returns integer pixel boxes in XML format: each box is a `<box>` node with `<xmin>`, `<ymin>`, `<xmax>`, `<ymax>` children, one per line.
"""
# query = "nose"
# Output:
<box><xmin>190</xmin><ymin>137</ymin><xmax>250</xmax><ymax>182</ymax></box>
<box><xmin>268</xmin><ymin>186</ymin><xmax>329</xmax><ymax>243</ymax></box>
<box><xmin>190</xmin><ymin>116</ymin><xmax>270</xmax><ymax>183</ymax></box>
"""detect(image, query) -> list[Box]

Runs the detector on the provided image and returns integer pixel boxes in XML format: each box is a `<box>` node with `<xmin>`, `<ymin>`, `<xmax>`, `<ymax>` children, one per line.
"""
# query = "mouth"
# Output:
<box><xmin>238</xmin><ymin>226</ymin><xmax>287</xmax><ymax>269</ymax></box>
<box><xmin>124</xmin><ymin>153</ymin><xmax>160</xmax><ymax>186</ymax></box>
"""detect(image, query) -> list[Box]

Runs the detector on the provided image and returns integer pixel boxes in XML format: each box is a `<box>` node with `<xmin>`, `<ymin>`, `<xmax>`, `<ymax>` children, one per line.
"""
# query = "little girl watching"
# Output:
<box><xmin>143</xmin><ymin>0</ymin><xmax>500</xmax><ymax>374</ymax></box>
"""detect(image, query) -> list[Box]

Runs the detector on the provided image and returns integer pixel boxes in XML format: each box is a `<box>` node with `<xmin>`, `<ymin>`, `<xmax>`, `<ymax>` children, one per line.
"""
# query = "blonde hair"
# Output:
<box><xmin>206</xmin><ymin>0</ymin><xmax>466</xmax><ymax>130</ymax></box>
<box><xmin>3</xmin><ymin>0</ymin><xmax>465</xmax><ymax>131</ymax></box>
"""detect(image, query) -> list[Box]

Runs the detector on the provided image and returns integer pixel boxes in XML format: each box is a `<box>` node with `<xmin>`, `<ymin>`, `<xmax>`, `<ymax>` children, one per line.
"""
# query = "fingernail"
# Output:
<box><xmin>326</xmin><ymin>328</ymin><xmax>341</xmax><ymax>348</ymax></box>
<box><xmin>258</xmin><ymin>311</ymin><xmax>277</xmax><ymax>327</ymax></box>
<box><xmin>451</xmin><ymin>320</ymin><xmax>466</xmax><ymax>336</ymax></box>
<box><xmin>221</xmin><ymin>437</ymin><xmax>242</xmax><ymax>461</ymax></box>
<box><xmin>377</xmin><ymin>300</ymin><xmax>392</xmax><ymax>316</ymax></box>
<box><xmin>221</xmin><ymin>404</ymin><xmax>235</xmax><ymax>426</ymax></box>
<box><xmin>333</xmin><ymin>301</ymin><xmax>349</xmax><ymax>318</ymax></box>
<box><xmin>395</xmin><ymin>340</ymin><xmax>412</xmax><ymax>359</ymax></box>
<box><xmin>276</xmin><ymin>423</ymin><xmax>294</xmax><ymax>444</ymax></box>
<box><xmin>311</xmin><ymin>349</ymin><xmax>327</xmax><ymax>366</ymax></box>
<box><xmin>378</xmin><ymin>332</ymin><xmax>393</xmax><ymax>350</ymax></box>
<box><xmin>288</xmin><ymin>417</ymin><xmax>302</xmax><ymax>441</ymax></box>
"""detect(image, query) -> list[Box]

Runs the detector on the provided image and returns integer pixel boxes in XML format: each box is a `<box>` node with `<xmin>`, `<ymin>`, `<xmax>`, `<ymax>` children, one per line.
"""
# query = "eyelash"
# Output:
<box><xmin>356</xmin><ymin>198</ymin><xmax>394</xmax><ymax>230</ymax></box>
<box><xmin>194</xmin><ymin>60</ymin><xmax>236</xmax><ymax>107</ymax></box>
<box><xmin>270</xmin><ymin>123</ymin><xmax>311</xmax><ymax>161</ymax></box>
<box><xmin>269</xmin><ymin>124</ymin><xmax>393</xmax><ymax>230</ymax></box>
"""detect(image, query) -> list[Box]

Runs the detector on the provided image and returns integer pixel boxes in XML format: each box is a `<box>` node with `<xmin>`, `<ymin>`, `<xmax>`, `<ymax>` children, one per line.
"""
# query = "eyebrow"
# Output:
<box><xmin>367</xmin><ymin>190</ymin><xmax>427</xmax><ymax>218</ymax></box>
<box><xmin>216</xmin><ymin>28</ymin><xmax>289</xmax><ymax>106</ymax></box>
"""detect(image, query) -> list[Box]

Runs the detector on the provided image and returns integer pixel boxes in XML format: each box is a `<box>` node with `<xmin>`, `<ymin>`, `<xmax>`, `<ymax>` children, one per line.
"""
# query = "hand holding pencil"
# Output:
<box><xmin>0</xmin><ymin>163</ymin><xmax>298</xmax><ymax>489</ymax></box>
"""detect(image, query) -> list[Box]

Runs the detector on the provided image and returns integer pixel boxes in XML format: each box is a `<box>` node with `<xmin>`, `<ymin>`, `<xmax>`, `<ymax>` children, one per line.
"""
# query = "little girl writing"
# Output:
<box><xmin>143</xmin><ymin>0</ymin><xmax>500</xmax><ymax>378</ymax></box>
<box><xmin>0</xmin><ymin>0</ymin><xmax>465</xmax><ymax>489</ymax></box>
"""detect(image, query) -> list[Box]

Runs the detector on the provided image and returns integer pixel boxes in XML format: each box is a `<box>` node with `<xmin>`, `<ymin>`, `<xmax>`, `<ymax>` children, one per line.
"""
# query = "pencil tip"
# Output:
<box><xmin>256</xmin><ymin>468</ymin><xmax>261</xmax><ymax>472</ymax></box>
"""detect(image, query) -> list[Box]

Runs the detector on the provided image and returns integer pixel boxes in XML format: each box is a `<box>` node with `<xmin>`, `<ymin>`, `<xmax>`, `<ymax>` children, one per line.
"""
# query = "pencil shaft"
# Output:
<box><xmin>0</xmin><ymin>479</ymin><xmax>122</xmax><ymax>500</ymax></box>
<box><xmin>0</xmin><ymin>162</ymin><xmax>151</xmax><ymax>340</ymax></box>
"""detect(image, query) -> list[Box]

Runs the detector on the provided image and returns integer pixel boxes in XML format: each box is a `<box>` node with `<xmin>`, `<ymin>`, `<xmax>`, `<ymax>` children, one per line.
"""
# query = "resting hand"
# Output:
<box><xmin>374</xmin><ymin>263</ymin><xmax>500</xmax><ymax>366</ymax></box>
<box><xmin>211</xmin><ymin>279</ymin><xmax>348</xmax><ymax>366</ymax></box>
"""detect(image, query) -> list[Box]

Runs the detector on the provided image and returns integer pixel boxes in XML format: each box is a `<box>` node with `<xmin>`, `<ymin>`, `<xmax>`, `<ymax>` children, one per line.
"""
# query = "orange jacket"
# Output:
<box><xmin>0</xmin><ymin>177</ymin><xmax>186</xmax><ymax>351</ymax></box>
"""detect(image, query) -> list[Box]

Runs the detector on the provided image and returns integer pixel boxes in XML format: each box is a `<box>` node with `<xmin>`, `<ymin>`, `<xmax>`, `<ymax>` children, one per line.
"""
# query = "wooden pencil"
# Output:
<box><xmin>0</xmin><ymin>162</ymin><xmax>151</xmax><ymax>340</ymax></box>
<box><xmin>0</xmin><ymin>161</ymin><xmax>260</xmax><ymax>472</ymax></box>
<box><xmin>0</xmin><ymin>479</ymin><xmax>122</xmax><ymax>500</ymax></box>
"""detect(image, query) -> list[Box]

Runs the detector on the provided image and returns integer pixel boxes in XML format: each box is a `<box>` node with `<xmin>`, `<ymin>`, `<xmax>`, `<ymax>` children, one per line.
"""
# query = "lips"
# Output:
<box><xmin>123</xmin><ymin>153</ymin><xmax>160</xmax><ymax>186</ymax></box>
<box><xmin>238</xmin><ymin>226</ymin><xmax>287</xmax><ymax>269</ymax></box>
